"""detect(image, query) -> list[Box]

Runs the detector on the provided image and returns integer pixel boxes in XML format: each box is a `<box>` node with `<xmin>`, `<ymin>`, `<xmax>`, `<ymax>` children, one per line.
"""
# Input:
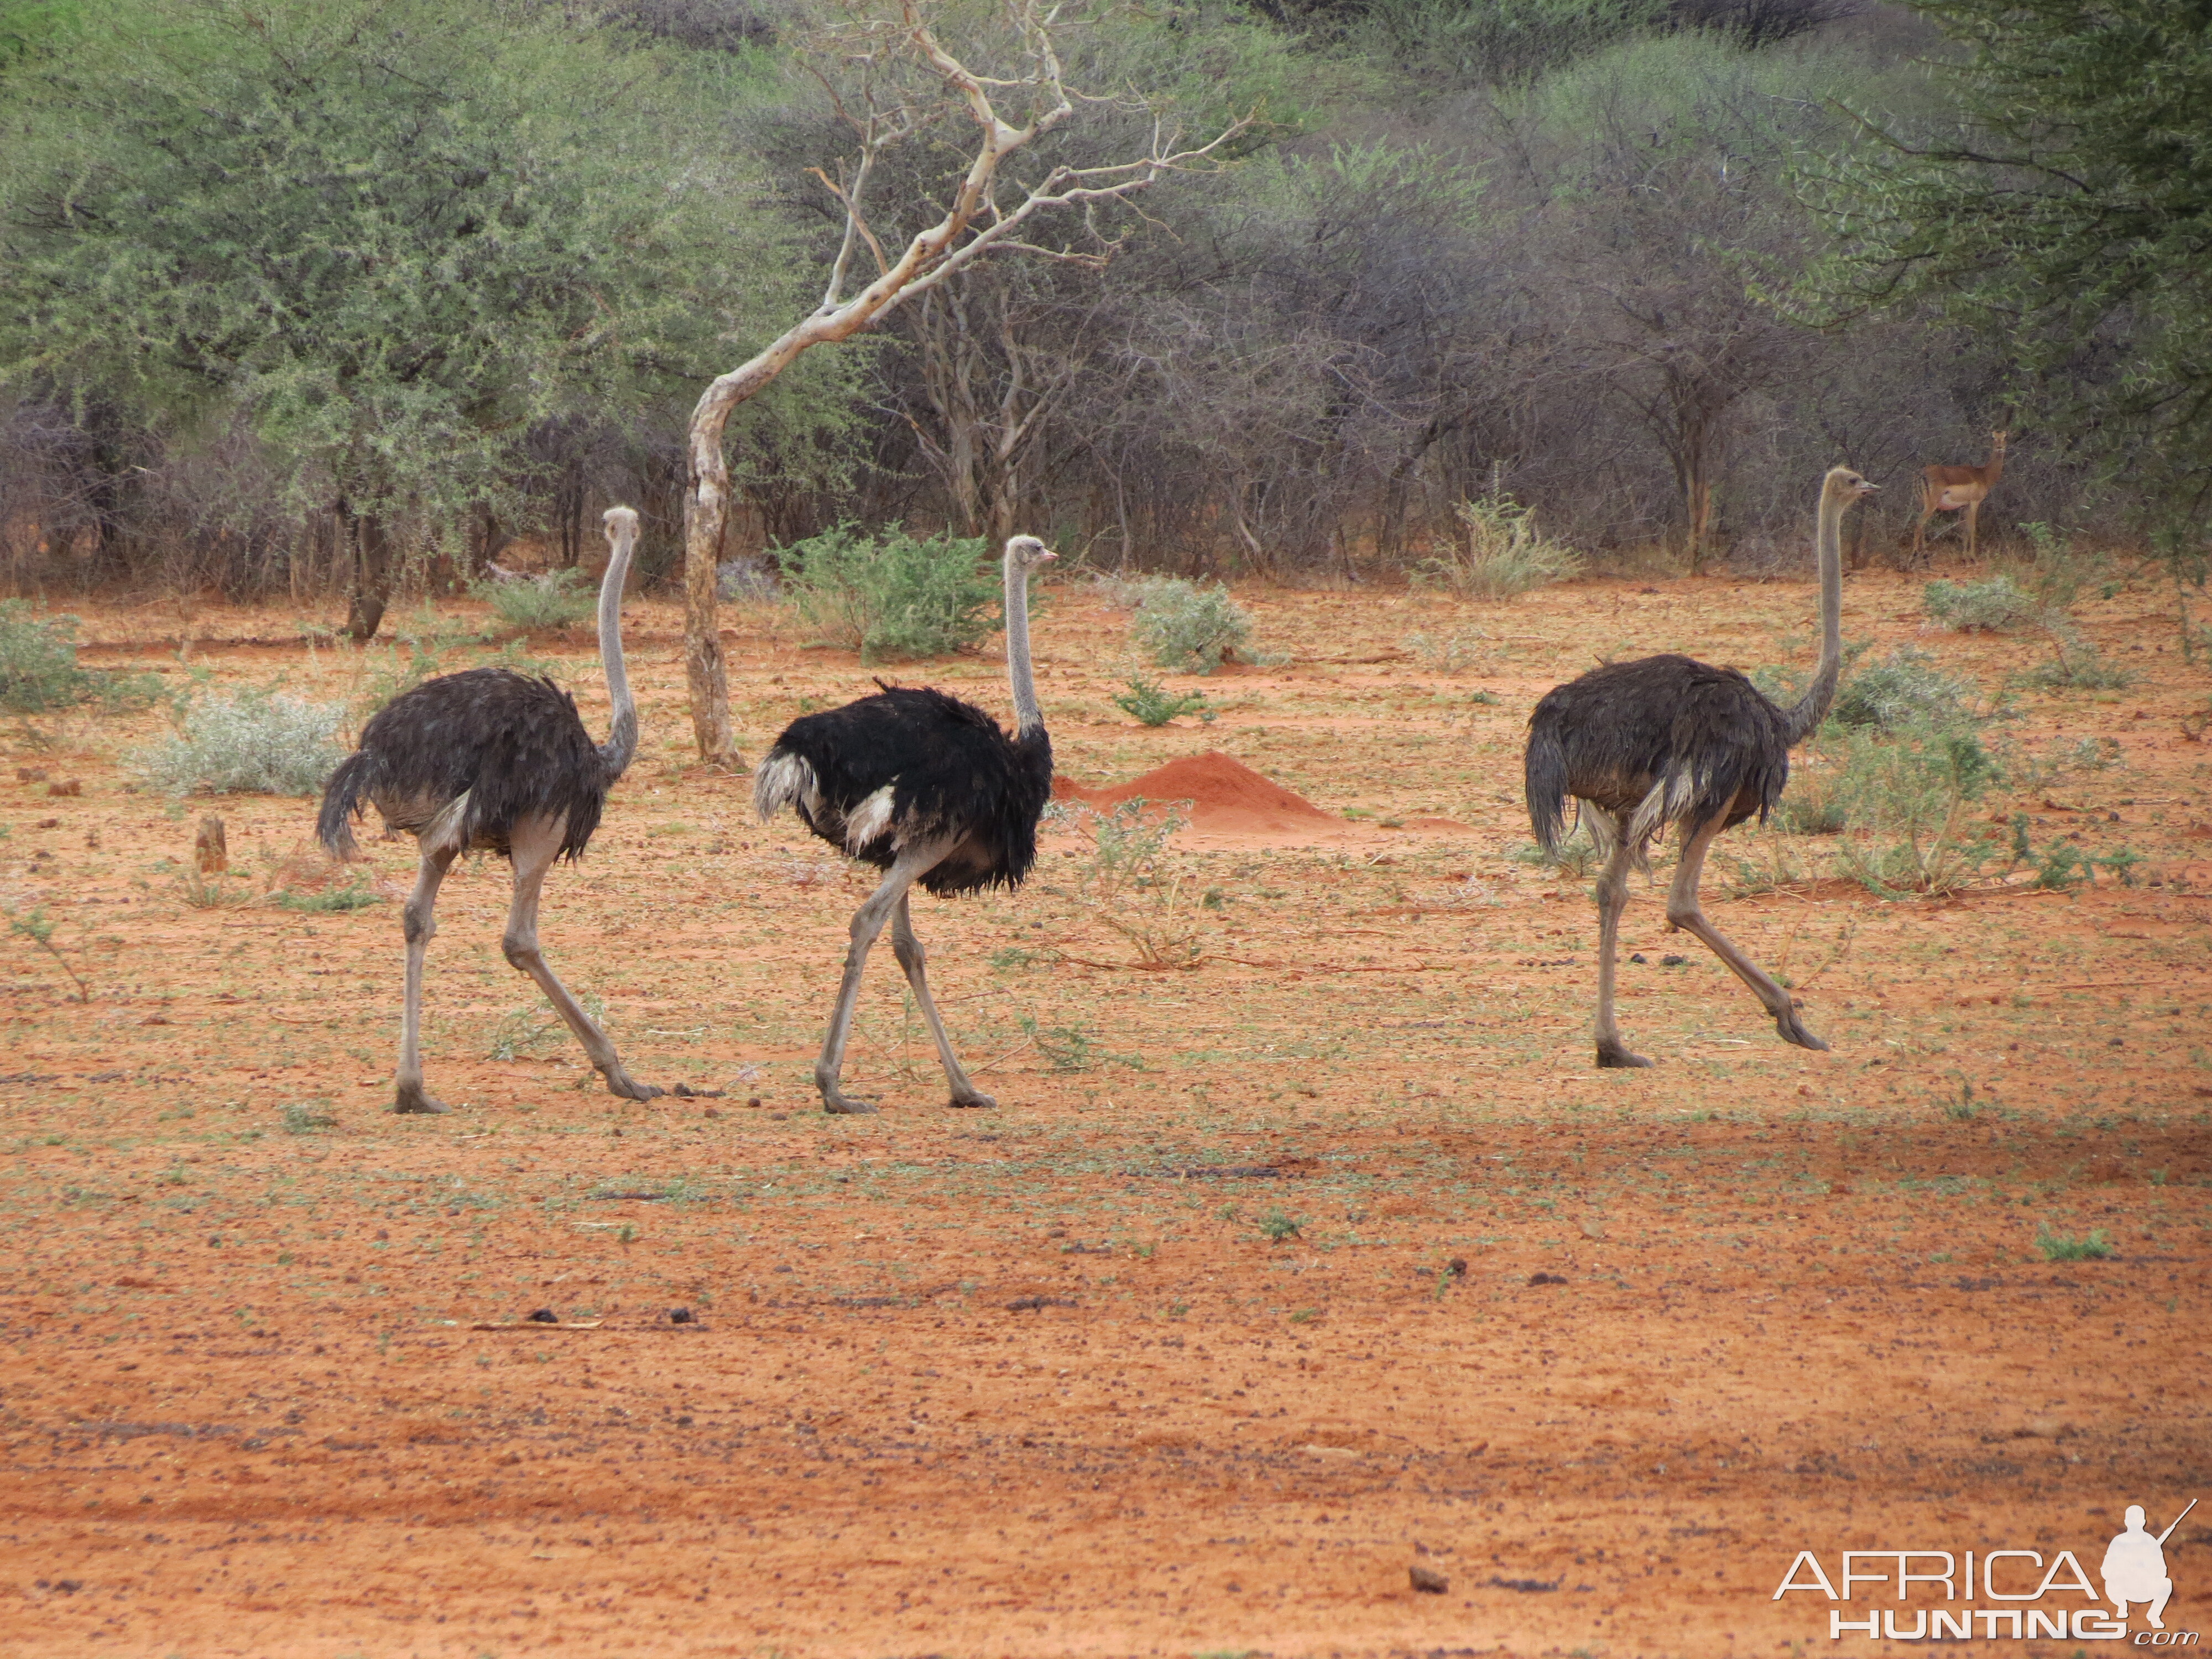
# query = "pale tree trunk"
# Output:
<box><xmin>676</xmin><ymin>0</ymin><xmax>1249</xmax><ymax>764</ymax></box>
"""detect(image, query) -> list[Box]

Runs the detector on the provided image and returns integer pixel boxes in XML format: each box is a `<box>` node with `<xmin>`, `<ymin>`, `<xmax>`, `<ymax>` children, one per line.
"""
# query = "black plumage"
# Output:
<box><xmin>318</xmin><ymin>669</ymin><xmax>615</xmax><ymax>863</ymax></box>
<box><xmin>1525</xmin><ymin>654</ymin><xmax>1790</xmax><ymax>859</ymax></box>
<box><xmin>763</xmin><ymin>682</ymin><xmax>1052</xmax><ymax>896</ymax></box>
<box><xmin>1520</xmin><ymin>466</ymin><xmax>1876</xmax><ymax>1067</ymax></box>
<box><xmin>755</xmin><ymin>532</ymin><xmax>1058</xmax><ymax>1115</ymax></box>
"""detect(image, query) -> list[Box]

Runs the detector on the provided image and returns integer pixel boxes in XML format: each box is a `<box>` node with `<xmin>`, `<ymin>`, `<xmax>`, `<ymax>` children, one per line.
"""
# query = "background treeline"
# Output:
<box><xmin>0</xmin><ymin>0</ymin><xmax>2140</xmax><ymax>612</ymax></box>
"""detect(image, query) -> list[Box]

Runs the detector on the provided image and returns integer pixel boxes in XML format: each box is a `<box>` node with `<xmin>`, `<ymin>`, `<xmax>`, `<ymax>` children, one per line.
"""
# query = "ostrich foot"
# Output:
<box><xmin>946</xmin><ymin>1087</ymin><xmax>997</xmax><ymax>1110</ymax></box>
<box><xmin>820</xmin><ymin>1087</ymin><xmax>880</xmax><ymax>1116</ymax></box>
<box><xmin>1775</xmin><ymin>1009</ymin><xmax>1829</xmax><ymax>1051</ymax></box>
<box><xmin>394</xmin><ymin>1081</ymin><xmax>451</xmax><ymax>1114</ymax></box>
<box><xmin>601</xmin><ymin>1066</ymin><xmax>665</xmax><ymax>1102</ymax></box>
<box><xmin>1595</xmin><ymin>1040</ymin><xmax>1653</xmax><ymax>1070</ymax></box>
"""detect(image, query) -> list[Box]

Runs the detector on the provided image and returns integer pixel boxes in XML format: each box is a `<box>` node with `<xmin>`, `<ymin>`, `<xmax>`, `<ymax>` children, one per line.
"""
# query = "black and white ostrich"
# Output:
<box><xmin>755</xmin><ymin>534</ymin><xmax>1057</xmax><ymax>1114</ymax></box>
<box><xmin>1524</xmin><ymin>466</ymin><xmax>1877</xmax><ymax>1068</ymax></box>
<box><xmin>318</xmin><ymin>507</ymin><xmax>663</xmax><ymax>1113</ymax></box>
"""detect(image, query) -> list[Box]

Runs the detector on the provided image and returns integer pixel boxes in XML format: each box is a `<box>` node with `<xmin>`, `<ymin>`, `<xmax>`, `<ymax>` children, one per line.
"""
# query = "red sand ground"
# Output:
<box><xmin>0</xmin><ymin>566</ymin><xmax>2208</xmax><ymax>1657</ymax></box>
<box><xmin>1054</xmin><ymin>750</ymin><xmax>1336</xmax><ymax>836</ymax></box>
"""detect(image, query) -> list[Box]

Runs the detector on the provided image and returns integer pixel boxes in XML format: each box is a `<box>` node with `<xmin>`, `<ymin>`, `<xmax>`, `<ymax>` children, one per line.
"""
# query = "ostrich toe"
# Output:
<box><xmin>820</xmin><ymin>1088</ymin><xmax>881</xmax><ymax>1116</ymax></box>
<box><xmin>947</xmin><ymin>1087</ymin><xmax>997</xmax><ymax>1110</ymax></box>
<box><xmin>602</xmin><ymin>1067</ymin><xmax>665</xmax><ymax>1102</ymax></box>
<box><xmin>1595</xmin><ymin>1040</ymin><xmax>1653</xmax><ymax>1070</ymax></box>
<box><xmin>395</xmin><ymin>1082</ymin><xmax>452</xmax><ymax>1114</ymax></box>
<box><xmin>1775</xmin><ymin>1010</ymin><xmax>1828</xmax><ymax>1051</ymax></box>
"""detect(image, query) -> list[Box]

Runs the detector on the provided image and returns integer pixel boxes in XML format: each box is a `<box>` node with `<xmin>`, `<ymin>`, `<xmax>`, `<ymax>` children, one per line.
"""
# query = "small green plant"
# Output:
<box><xmin>778</xmin><ymin>523</ymin><xmax>999</xmax><ymax>661</ymax></box>
<box><xmin>1943</xmin><ymin>1081</ymin><xmax>1979</xmax><ymax>1121</ymax></box>
<box><xmin>278</xmin><ymin>1103</ymin><xmax>337</xmax><ymax>1134</ymax></box>
<box><xmin>272</xmin><ymin>875</ymin><xmax>382</xmax><ymax>912</ymax></box>
<box><xmin>1512</xmin><ymin>827</ymin><xmax>1600</xmax><ymax>878</ymax></box>
<box><xmin>1256</xmin><ymin>1207</ymin><xmax>1302</xmax><ymax>1243</ymax></box>
<box><xmin>1015</xmin><ymin>1014</ymin><xmax>1140</xmax><ymax>1073</ymax></box>
<box><xmin>1287</xmin><ymin>1307</ymin><xmax>1319</xmax><ymax>1324</ymax></box>
<box><xmin>1924</xmin><ymin>575</ymin><xmax>2045</xmax><ymax>633</ymax></box>
<box><xmin>472</xmin><ymin>567</ymin><xmax>596</xmax><ymax>632</ymax></box>
<box><xmin>2036</xmin><ymin>1228</ymin><xmax>2114</xmax><ymax>1262</ymax></box>
<box><xmin>488</xmin><ymin>1005</ymin><xmax>564</xmax><ymax>1061</ymax></box>
<box><xmin>1112</xmin><ymin>676</ymin><xmax>1214</xmax><ymax>726</ymax></box>
<box><xmin>2004</xmin><ymin>816</ymin><xmax>2141</xmax><ymax>890</ymax></box>
<box><xmin>1832</xmin><ymin>647</ymin><xmax>1979</xmax><ymax>733</ymax></box>
<box><xmin>1835</xmin><ymin>723</ymin><xmax>2002</xmax><ymax>897</ymax></box>
<box><xmin>130</xmin><ymin>688</ymin><xmax>348</xmax><ymax>797</ymax></box>
<box><xmin>0</xmin><ymin>601</ymin><xmax>162</xmax><ymax>712</ymax></box>
<box><xmin>1129</xmin><ymin>577</ymin><xmax>1254</xmax><ymax>673</ymax></box>
<box><xmin>2022</xmin><ymin>648</ymin><xmax>2131</xmax><ymax>690</ymax></box>
<box><xmin>1416</xmin><ymin>493</ymin><xmax>1583</xmax><ymax>599</ymax></box>
<box><xmin>1402</xmin><ymin>628</ymin><xmax>1491</xmax><ymax>671</ymax></box>
<box><xmin>1774</xmin><ymin>759</ymin><xmax>1847</xmax><ymax>834</ymax></box>
<box><xmin>5</xmin><ymin>905</ymin><xmax>87</xmax><ymax>1000</ymax></box>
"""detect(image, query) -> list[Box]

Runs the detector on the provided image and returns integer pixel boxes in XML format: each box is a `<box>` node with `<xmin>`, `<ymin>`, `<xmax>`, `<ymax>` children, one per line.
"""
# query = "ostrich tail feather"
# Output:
<box><xmin>317</xmin><ymin>750</ymin><xmax>375</xmax><ymax>862</ymax></box>
<box><xmin>753</xmin><ymin>750</ymin><xmax>818</xmax><ymax>824</ymax></box>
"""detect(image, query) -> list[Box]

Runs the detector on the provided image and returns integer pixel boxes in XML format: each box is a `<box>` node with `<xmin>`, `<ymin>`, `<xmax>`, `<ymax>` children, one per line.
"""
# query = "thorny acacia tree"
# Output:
<box><xmin>679</xmin><ymin>0</ymin><xmax>1248</xmax><ymax>765</ymax></box>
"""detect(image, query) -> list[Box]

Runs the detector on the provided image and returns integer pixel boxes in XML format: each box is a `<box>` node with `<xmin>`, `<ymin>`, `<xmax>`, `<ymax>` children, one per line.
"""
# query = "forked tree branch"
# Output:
<box><xmin>678</xmin><ymin>0</ymin><xmax>1251</xmax><ymax>763</ymax></box>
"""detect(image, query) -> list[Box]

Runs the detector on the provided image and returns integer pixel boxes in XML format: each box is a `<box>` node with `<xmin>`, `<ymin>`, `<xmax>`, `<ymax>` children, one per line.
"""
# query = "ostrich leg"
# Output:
<box><xmin>813</xmin><ymin>841</ymin><xmax>952</xmax><ymax>1115</ymax></box>
<box><xmin>395</xmin><ymin>844</ymin><xmax>460</xmax><ymax>1113</ymax></box>
<box><xmin>502</xmin><ymin>815</ymin><xmax>664</xmax><ymax>1102</ymax></box>
<box><xmin>1664</xmin><ymin>814</ymin><xmax>1827</xmax><ymax>1052</ymax></box>
<box><xmin>889</xmin><ymin>894</ymin><xmax>994</xmax><ymax>1109</ymax></box>
<box><xmin>1589</xmin><ymin>815</ymin><xmax>1650</xmax><ymax>1069</ymax></box>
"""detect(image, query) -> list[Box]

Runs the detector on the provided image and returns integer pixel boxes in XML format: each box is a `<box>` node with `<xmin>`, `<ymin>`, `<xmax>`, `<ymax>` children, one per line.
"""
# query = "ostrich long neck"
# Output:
<box><xmin>597</xmin><ymin>523</ymin><xmax>640</xmax><ymax>778</ymax></box>
<box><xmin>1004</xmin><ymin>555</ymin><xmax>1044</xmax><ymax>736</ymax></box>
<box><xmin>1782</xmin><ymin>487</ymin><xmax>1845</xmax><ymax>747</ymax></box>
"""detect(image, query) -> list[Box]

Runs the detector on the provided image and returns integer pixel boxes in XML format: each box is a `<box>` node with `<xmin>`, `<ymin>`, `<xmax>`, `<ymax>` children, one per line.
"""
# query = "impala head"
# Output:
<box><xmin>1822</xmin><ymin>467</ymin><xmax>1879</xmax><ymax>506</ymax></box>
<box><xmin>1004</xmin><ymin>534</ymin><xmax>1057</xmax><ymax>572</ymax></box>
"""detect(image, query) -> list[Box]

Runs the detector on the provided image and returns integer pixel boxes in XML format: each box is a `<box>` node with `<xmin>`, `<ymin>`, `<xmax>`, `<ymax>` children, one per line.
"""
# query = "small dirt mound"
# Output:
<box><xmin>1053</xmin><ymin>750</ymin><xmax>1333</xmax><ymax>834</ymax></box>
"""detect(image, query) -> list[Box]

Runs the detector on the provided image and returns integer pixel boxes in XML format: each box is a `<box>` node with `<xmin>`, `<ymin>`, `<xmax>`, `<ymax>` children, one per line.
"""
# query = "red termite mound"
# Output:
<box><xmin>1051</xmin><ymin>750</ymin><xmax>1334</xmax><ymax>834</ymax></box>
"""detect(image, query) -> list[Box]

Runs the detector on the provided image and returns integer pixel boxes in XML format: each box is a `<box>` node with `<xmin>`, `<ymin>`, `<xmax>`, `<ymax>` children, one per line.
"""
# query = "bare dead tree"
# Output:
<box><xmin>679</xmin><ymin>0</ymin><xmax>1250</xmax><ymax>764</ymax></box>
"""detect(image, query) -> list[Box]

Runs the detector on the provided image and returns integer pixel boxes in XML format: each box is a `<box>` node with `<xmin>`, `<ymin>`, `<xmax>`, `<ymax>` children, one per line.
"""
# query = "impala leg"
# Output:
<box><xmin>889</xmin><ymin>894</ymin><xmax>993</xmax><ymax>1108</ymax></box>
<box><xmin>395</xmin><ymin>844</ymin><xmax>459</xmax><ymax>1113</ymax></box>
<box><xmin>1965</xmin><ymin>499</ymin><xmax>1980</xmax><ymax>559</ymax></box>
<box><xmin>1590</xmin><ymin>821</ymin><xmax>1650</xmax><ymax>1069</ymax></box>
<box><xmin>1665</xmin><ymin>815</ymin><xmax>1826</xmax><ymax>1051</ymax></box>
<box><xmin>814</xmin><ymin>842</ymin><xmax>948</xmax><ymax>1115</ymax></box>
<box><xmin>503</xmin><ymin>815</ymin><xmax>663</xmax><ymax>1102</ymax></box>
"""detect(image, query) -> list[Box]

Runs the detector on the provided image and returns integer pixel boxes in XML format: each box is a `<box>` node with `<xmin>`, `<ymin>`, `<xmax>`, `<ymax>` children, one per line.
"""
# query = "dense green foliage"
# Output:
<box><xmin>1808</xmin><ymin>0</ymin><xmax>2212</xmax><ymax>518</ymax></box>
<box><xmin>777</xmin><ymin>524</ymin><xmax>1001</xmax><ymax>661</ymax></box>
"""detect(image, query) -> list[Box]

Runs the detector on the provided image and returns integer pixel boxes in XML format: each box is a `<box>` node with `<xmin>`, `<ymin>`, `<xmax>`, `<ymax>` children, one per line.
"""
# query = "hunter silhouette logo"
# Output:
<box><xmin>2107</xmin><ymin>1501</ymin><xmax>2194</xmax><ymax>1631</ymax></box>
<box><xmin>1772</xmin><ymin>1498</ymin><xmax>2198</xmax><ymax>1643</ymax></box>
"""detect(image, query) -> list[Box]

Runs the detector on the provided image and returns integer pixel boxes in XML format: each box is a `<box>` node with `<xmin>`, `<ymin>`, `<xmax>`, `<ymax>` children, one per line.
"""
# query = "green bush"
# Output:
<box><xmin>1924</xmin><ymin>575</ymin><xmax>2045</xmax><ymax>633</ymax></box>
<box><xmin>1830</xmin><ymin>646</ymin><xmax>1979</xmax><ymax>733</ymax></box>
<box><xmin>1129</xmin><ymin>577</ymin><xmax>1253</xmax><ymax>673</ymax></box>
<box><xmin>0</xmin><ymin>602</ymin><xmax>162</xmax><ymax>712</ymax></box>
<box><xmin>779</xmin><ymin>524</ymin><xmax>999</xmax><ymax>661</ymax></box>
<box><xmin>2022</xmin><ymin>646</ymin><xmax>2132</xmax><ymax>691</ymax></box>
<box><xmin>1416</xmin><ymin>495</ymin><xmax>1583</xmax><ymax>599</ymax></box>
<box><xmin>473</xmin><ymin>568</ymin><xmax>596</xmax><ymax>632</ymax></box>
<box><xmin>1834</xmin><ymin>722</ymin><xmax>2002</xmax><ymax>896</ymax></box>
<box><xmin>2036</xmin><ymin>1228</ymin><xmax>2114</xmax><ymax>1262</ymax></box>
<box><xmin>131</xmin><ymin>688</ymin><xmax>348</xmax><ymax>796</ymax></box>
<box><xmin>1112</xmin><ymin>677</ymin><xmax>1214</xmax><ymax>726</ymax></box>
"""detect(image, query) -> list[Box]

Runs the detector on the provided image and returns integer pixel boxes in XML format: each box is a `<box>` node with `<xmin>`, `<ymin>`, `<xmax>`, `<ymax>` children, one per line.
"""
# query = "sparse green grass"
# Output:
<box><xmin>1112</xmin><ymin>677</ymin><xmax>1213</xmax><ymax>727</ymax></box>
<box><xmin>2035</xmin><ymin>1228</ymin><xmax>2114</xmax><ymax>1261</ymax></box>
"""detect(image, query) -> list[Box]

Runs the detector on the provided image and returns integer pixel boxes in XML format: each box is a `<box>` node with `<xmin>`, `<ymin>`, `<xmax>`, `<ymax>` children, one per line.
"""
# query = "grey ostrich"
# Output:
<box><xmin>1524</xmin><ymin>466</ymin><xmax>1877</xmax><ymax>1068</ymax></box>
<box><xmin>318</xmin><ymin>507</ymin><xmax>663</xmax><ymax>1113</ymax></box>
<box><xmin>755</xmin><ymin>534</ymin><xmax>1057</xmax><ymax>1114</ymax></box>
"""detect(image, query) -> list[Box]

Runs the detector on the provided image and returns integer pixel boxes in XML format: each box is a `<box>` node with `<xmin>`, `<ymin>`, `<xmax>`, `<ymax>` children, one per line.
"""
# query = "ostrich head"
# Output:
<box><xmin>1004</xmin><ymin>534</ymin><xmax>1057</xmax><ymax>571</ymax></box>
<box><xmin>1822</xmin><ymin>467</ymin><xmax>1879</xmax><ymax>505</ymax></box>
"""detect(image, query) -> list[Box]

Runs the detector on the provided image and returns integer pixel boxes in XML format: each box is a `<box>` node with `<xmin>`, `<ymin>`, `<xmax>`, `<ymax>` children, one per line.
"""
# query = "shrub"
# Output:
<box><xmin>1830</xmin><ymin>646</ymin><xmax>1979</xmax><ymax>733</ymax></box>
<box><xmin>717</xmin><ymin>556</ymin><xmax>778</xmax><ymax>602</ymax></box>
<box><xmin>2036</xmin><ymin>1228</ymin><xmax>2114</xmax><ymax>1262</ymax></box>
<box><xmin>2022</xmin><ymin>646</ymin><xmax>2131</xmax><ymax>690</ymax></box>
<box><xmin>1834</xmin><ymin>722</ymin><xmax>2002</xmax><ymax>896</ymax></box>
<box><xmin>0</xmin><ymin>602</ymin><xmax>161</xmax><ymax>712</ymax></box>
<box><xmin>131</xmin><ymin>688</ymin><xmax>348</xmax><ymax>796</ymax></box>
<box><xmin>1773</xmin><ymin>759</ymin><xmax>1846</xmax><ymax>834</ymax></box>
<box><xmin>1402</xmin><ymin>628</ymin><xmax>1491</xmax><ymax>672</ymax></box>
<box><xmin>1924</xmin><ymin>575</ymin><xmax>2044</xmax><ymax>633</ymax></box>
<box><xmin>1416</xmin><ymin>494</ymin><xmax>1583</xmax><ymax>599</ymax></box>
<box><xmin>1112</xmin><ymin>677</ymin><xmax>1213</xmax><ymax>726</ymax></box>
<box><xmin>473</xmin><ymin>567</ymin><xmax>596</xmax><ymax>632</ymax></box>
<box><xmin>778</xmin><ymin>524</ymin><xmax>998</xmax><ymax>661</ymax></box>
<box><xmin>1129</xmin><ymin>577</ymin><xmax>1254</xmax><ymax>673</ymax></box>
<box><xmin>1511</xmin><ymin>826</ymin><xmax>1600</xmax><ymax>877</ymax></box>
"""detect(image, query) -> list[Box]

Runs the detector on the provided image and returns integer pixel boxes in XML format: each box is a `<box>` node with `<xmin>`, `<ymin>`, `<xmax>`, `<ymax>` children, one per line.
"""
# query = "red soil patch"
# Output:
<box><xmin>1053</xmin><ymin>749</ymin><xmax>1335</xmax><ymax>834</ymax></box>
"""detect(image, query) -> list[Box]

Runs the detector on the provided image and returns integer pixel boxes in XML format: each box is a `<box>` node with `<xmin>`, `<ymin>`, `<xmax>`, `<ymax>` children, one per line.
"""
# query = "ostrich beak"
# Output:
<box><xmin>1036</xmin><ymin>548</ymin><xmax>1058</xmax><ymax>562</ymax></box>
